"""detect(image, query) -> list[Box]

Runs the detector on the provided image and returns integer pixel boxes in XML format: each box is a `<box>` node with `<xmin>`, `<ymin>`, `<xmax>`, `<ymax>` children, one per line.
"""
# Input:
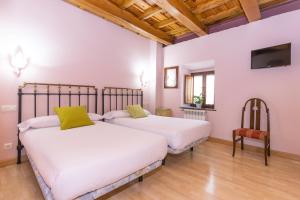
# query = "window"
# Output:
<box><xmin>184</xmin><ymin>71</ymin><xmax>215</xmax><ymax>109</ymax></box>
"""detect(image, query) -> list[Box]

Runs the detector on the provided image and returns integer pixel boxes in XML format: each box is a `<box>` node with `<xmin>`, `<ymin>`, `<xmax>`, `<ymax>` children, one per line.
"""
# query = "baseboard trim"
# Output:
<box><xmin>0</xmin><ymin>155</ymin><xmax>28</xmax><ymax>168</ymax></box>
<box><xmin>208</xmin><ymin>136</ymin><xmax>300</xmax><ymax>162</ymax></box>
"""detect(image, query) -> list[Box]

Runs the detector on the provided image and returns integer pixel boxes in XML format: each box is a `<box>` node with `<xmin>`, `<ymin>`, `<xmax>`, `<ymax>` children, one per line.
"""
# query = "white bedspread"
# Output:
<box><xmin>108</xmin><ymin>115</ymin><xmax>211</xmax><ymax>150</ymax></box>
<box><xmin>20</xmin><ymin>122</ymin><xmax>167</xmax><ymax>200</ymax></box>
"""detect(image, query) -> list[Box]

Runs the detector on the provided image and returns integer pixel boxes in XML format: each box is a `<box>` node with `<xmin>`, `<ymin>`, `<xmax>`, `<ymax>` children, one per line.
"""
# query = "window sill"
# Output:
<box><xmin>180</xmin><ymin>105</ymin><xmax>216</xmax><ymax>111</ymax></box>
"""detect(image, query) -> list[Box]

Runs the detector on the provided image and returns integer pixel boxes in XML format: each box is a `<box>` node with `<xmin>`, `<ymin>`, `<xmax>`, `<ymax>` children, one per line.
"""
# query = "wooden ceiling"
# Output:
<box><xmin>66</xmin><ymin>0</ymin><xmax>288</xmax><ymax>45</ymax></box>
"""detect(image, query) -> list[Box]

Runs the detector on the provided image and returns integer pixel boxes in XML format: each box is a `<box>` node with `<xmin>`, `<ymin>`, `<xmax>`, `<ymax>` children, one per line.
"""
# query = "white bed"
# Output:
<box><xmin>20</xmin><ymin>121</ymin><xmax>167</xmax><ymax>200</ymax></box>
<box><xmin>106</xmin><ymin>114</ymin><xmax>211</xmax><ymax>154</ymax></box>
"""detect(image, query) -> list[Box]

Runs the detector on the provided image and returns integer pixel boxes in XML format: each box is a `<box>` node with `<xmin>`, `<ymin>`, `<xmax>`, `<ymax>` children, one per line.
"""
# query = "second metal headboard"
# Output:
<box><xmin>102</xmin><ymin>87</ymin><xmax>143</xmax><ymax>115</ymax></box>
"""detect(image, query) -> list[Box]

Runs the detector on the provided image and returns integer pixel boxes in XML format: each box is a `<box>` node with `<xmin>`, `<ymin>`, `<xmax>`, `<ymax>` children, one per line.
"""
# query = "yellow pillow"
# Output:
<box><xmin>127</xmin><ymin>105</ymin><xmax>147</xmax><ymax>118</ymax></box>
<box><xmin>54</xmin><ymin>106</ymin><xmax>94</xmax><ymax>130</ymax></box>
<box><xmin>155</xmin><ymin>108</ymin><xmax>173</xmax><ymax>117</ymax></box>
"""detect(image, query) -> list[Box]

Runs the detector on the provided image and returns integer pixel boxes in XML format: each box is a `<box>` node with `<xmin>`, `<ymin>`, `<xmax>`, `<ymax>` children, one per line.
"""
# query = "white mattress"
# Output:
<box><xmin>20</xmin><ymin>122</ymin><xmax>167</xmax><ymax>200</ymax></box>
<box><xmin>108</xmin><ymin>115</ymin><xmax>211</xmax><ymax>150</ymax></box>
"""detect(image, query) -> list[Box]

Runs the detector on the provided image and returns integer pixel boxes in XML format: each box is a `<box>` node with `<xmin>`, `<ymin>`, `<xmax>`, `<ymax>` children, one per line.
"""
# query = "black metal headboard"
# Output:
<box><xmin>102</xmin><ymin>87</ymin><xmax>143</xmax><ymax>115</ymax></box>
<box><xmin>17</xmin><ymin>82</ymin><xmax>98</xmax><ymax>164</ymax></box>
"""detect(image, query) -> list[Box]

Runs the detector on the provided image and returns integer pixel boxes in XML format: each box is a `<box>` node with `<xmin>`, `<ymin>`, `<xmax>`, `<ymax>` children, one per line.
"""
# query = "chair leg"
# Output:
<box><xmin>264</xmin><ymin>136</ymin><xmax>268</xmax><ymax>166</ymax></box>
<box><xmin>241</xmin><ymin>136</ymin><xmax>244</xmax><ymax>150</ymax></box>
<box><xmin>232</xmin><ymin>131</ymin><xmax>236</xmax><ymax>157</ymax></box>
<box><xmin>268</xmin><ymin>136</ymin><xmax>271</xmax><ymax>156</ymax></box>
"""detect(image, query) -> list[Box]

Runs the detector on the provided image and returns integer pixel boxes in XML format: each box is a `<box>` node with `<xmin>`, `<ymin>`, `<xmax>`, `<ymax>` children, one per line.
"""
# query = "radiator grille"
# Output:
<box><xmin>183</xmin><ymin>109</ymin><xmax>207</xmax><ymax>121</ymax></box>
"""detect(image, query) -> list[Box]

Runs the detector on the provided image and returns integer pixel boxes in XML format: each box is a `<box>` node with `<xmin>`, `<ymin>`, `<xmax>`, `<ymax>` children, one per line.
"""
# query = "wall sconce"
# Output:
<box><xmin>9</xmin><ymin>46</ymin><xmax>29</xmax><ymax>77</ymax></box>
<box><xmin>139</xmin><ymin>70</ymin><xmax>149</xmax><ymax>88</ymax></box>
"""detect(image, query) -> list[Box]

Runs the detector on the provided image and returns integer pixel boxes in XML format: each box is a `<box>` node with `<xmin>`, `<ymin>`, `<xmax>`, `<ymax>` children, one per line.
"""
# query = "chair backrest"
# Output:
<box><xmin>241</xmin><ymin>98</ymin><xmax>270</xmax><ymax>132</ymax></box>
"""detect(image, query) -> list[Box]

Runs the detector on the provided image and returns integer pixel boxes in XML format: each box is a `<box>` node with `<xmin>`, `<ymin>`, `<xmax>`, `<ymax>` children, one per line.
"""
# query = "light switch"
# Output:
<box><xmin>1</xmin><ymin>105</ymin><xmax>17</xmax><ymax>112</ymax></box>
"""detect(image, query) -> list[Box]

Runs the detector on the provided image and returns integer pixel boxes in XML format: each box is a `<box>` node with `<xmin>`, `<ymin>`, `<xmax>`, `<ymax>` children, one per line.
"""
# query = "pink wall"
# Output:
<box><xmin>162</xmin><ymin>10</ymin><xmax>300</xmax><ymax>155</ymax></box>
<box><xmin>0</xmin><ymin>0</ymin><xmax>158</xmax><ymax>161</ymax></box>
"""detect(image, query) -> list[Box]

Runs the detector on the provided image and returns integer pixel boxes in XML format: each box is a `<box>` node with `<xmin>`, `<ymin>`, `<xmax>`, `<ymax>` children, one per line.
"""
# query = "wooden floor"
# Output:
<box><xmin>1</xmin><ymin>141</ymin><xmax>300</xmax><ymax>200</ymax></box>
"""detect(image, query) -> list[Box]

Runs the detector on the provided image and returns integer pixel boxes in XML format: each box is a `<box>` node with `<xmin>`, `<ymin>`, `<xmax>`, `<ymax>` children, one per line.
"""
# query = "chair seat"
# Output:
<box><xmin>234</xmin><ymin>128</ymin><xmax>268</xmax><ymax>140</ymax></box>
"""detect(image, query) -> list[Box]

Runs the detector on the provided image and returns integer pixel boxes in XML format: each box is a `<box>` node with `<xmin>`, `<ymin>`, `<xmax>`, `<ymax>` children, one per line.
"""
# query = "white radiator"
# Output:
<box><xmin>183</xmin><ymin>109</ymin><xmax>207</xmax><ymax>121</ymax></box>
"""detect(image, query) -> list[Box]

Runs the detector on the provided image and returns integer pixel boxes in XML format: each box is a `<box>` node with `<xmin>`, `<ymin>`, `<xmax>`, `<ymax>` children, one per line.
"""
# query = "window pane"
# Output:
<box><xmin>185</xmin><ymin>75</ymin><xmax>194</xmax><ymax>104</ymax></box>
<box><xmin>193</xmin><ymin>75</ymin><xmax>203</xmax><ymax>97</ymax></box>
<box><xmin>206</xmin><ymin>74</ymin><xmax>215</xmax><ymax>105</ymax></box>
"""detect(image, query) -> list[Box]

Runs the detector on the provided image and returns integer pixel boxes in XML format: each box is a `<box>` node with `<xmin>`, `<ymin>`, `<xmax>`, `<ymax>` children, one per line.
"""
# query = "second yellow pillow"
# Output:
<box><xmin>54</xmin><ymin>106</ymin><xmax>94</xmax><ymax>130</ymax></box>
<box><xmin>127</xmin><ymin>104</ymin><xmax>147</xmax><ymax>118</ymax></box>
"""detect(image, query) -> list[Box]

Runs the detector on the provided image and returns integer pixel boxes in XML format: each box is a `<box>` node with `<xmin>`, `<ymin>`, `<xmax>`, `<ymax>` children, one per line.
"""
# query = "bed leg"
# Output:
<box><xmin>162</xmin><ymin>158</ymin><xmax>166</xmax><ymax>166</ymax></box>
<box><xmin>190</xmin><ymin>147</ymin><xmax>194</xmax><ymax>152</ymax></box>
<box><xmin>138</xmin><ymin>176</ymin><xmax>143</xmax><ymax>182</ymax></box>
<box><xmin>17</xmin><ymin>144</ymin><xmax>23</xmax><ymax>164</ymax></box>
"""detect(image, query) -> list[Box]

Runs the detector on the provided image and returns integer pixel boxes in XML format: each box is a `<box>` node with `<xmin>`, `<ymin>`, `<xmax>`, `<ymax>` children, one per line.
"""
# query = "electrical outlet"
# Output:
<box><xmin>3</xmin><ymin>143</ymin><xmax>13</xmax><ymax>150</ymax></box>
<box><xmin>1</xmin><ymin>105</ymin><xmax>17</xmax><ymax>112</ymax></box>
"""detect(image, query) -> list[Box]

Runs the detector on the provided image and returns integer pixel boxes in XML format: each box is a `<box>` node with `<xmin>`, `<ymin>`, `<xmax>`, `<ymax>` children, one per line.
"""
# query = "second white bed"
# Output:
<box><xmin>107</xmin><ymin>114</ymin><xmax>211</xmax><ymax>154</ymax></box>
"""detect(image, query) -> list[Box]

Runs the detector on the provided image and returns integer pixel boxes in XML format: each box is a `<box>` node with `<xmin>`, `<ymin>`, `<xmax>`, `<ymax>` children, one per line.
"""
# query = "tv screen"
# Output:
<box><xmin>251</xmin><ymin>43</ymin><xmax>291</xmax><ymax>69</ymax></box>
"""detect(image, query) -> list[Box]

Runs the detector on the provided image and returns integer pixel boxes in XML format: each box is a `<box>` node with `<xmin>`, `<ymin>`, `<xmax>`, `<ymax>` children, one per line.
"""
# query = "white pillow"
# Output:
<box><xmin>18</xmin><ymin>115</ymin><xmax>59</xmax><ymax>132</ymax></box>
<box><xmin>103</xmin><ymin>109</ymin><xmax>151</xmax><ymax>120</ymax></box>
<box><xmin>88</xmin><ymin>113</ymin><xmax>104</xmax><ymax>121</ymax></box>
<box><xmin>18</xmin><ymin>113</ymin><xmax>103</xmax><ymax>132</ymax></box>
<box><xmin>143</xmin><ymin>109</ymin><xmax>151</xmax><ymax>115</ymax></box>
<box><xmin>103</xmin><ymin>110</ymin><xmax>130</xmax><ymax>120</ymax></box>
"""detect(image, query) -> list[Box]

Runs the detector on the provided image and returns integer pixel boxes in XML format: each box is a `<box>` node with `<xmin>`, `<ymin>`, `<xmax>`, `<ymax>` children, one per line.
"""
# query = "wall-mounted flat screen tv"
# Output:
<box><xmin>251</xmin><ymin>43</ymin><xmax>291</xmax><ymax>69</ymax></box>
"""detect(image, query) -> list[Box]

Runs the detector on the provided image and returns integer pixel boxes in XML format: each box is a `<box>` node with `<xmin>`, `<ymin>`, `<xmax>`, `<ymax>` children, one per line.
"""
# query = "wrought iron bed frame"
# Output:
<box><xmin>101</xmin><ymin>87</ymin><xmax>143</xmax><ymax>115</ymax></box>
<box><xmin>101</xmin><ymin>87</ymin><xmax>202</xmax><ymax>161</ymax></box>
<box><xmin>17</xmin><ymin>82</ymin><xmax>98</xmax><ymax>164</ymax></box>
<box><xmin>16</xmin><ymin>83</ymin><xmax>167</xmax><ymax>199</ymax></box>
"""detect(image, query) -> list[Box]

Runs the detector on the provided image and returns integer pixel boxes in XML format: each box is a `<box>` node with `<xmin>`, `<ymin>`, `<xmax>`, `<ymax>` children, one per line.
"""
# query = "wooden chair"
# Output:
<box><xmin>232</xmin><ymin>98</ymin><xmax>271</xmax><ymax>166</ymax></box>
